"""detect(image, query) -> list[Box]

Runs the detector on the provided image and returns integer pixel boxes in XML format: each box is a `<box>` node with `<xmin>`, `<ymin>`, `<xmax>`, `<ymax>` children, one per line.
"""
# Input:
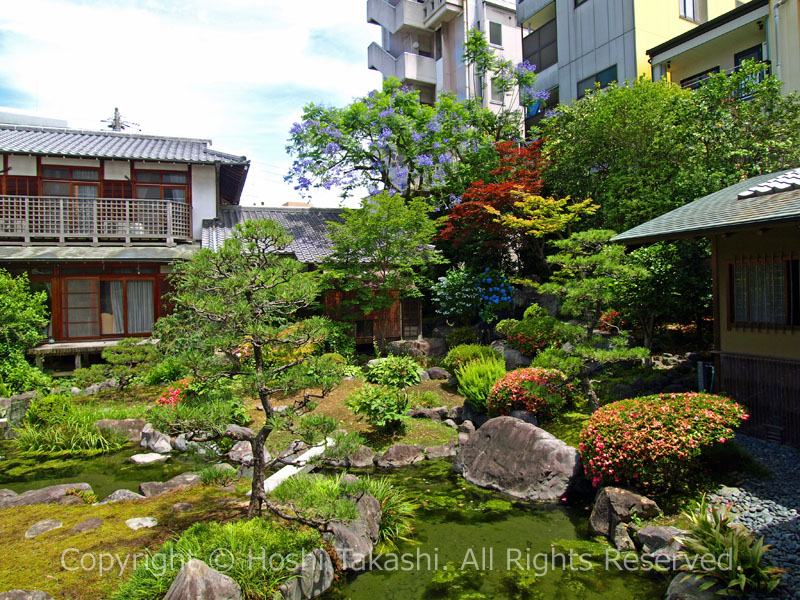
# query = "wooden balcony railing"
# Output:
<box><xmin>0</xmin><ymin>196</ymin><xmax>193</xmax><ymax>246</ymax></box>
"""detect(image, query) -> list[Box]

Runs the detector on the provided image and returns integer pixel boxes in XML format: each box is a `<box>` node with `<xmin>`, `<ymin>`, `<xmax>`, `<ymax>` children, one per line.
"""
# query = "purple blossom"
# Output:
<box><xmin>321</xmin><ymin>126</ymin><xmax>342</xmax><ymax>138</ymax></box>
<box><xmin>449</xmin><ymin>194</ymin><xmax>462</xmax><ymax>206</ymax></box>
<box><xmin>416</xmin><ymin>154</ymin><xmax>434</xmax><ymax>168</ymax></box>
<box><xmin>324</xmin><ymin>142</ymin><xmax>340</xmax><ymax>155</ymax></box>
<box><xmin>432</xmin><ymin>142</ymin><xmax>441</xmax><ymax>150</ymax></box>
<box><xmin>516</xmin><ymin>60</ymin><xmax>537</xmax><ymax>75</ymax></box>
<box><xmin>432</xmin><ymin>166</ymin><xmax>445</xmax><ymax>183</ymax></box>
<box><xmin>379</xmin><ymin>107</ymin><xmax>395</xmax><ymax>119</ymax></box>
<box><xmin>380</xmin><ymin>127</ymin><xmax>393</xmax><ymax>140</ymax></box>
<box><xmin>533</xmin><ymin>89</ymin><xmax>551</xmax><ymax>101</ymax></box>
<box><xmin>437</xmin><ymin>153</ymin><xmax>452</xmax><ymax>165</ymax></box>
<box><xmin>412</xmin><ymin>132</ymin><xmax>423</xmax><ymax>143</ymax></box>
<box><xmin>290</xmin><ymin>122</ymin><xmax>303</xmax><ymax>135</ymax></box>
<box><xmin>427</xmin><ymin>119</ymin><xmax>442</xmax><ymax>133</ymax></box>
<box><xmin>544</xmin><ymin>108</ymin><xmax>561</xmax><ymax>120</ymax></box>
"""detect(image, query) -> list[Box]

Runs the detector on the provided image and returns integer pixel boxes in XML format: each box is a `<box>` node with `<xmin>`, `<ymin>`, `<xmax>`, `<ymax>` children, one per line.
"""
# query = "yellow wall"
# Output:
<box><xmin>716</xmin><ymin>225</ymin><xmax>800</xmax><ymax>360</ymax></box>
<box><xmin>632</xmin><ymin>0</ymin><xmax>740</xmax><ymax>78</ymax></box>
<box><xmin>667</xmin><ymin>24</ymin><xmax>765</xmax><ymax>84</ymax></box>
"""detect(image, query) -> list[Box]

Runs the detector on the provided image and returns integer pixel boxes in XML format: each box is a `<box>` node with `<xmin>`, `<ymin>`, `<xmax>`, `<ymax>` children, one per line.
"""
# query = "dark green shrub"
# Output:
<box><xmin>446</xmin><ymin>326</ymin><xmax>477</xmax><ymax>348</ymax></box>
<box><xmin>320</xmin><ymin>352</ymin><xmax>347</xmax><ymax>365</ymax></box>
<box><xmin>365</xmin><ymin>355</ymin><xmax>423</xmax><ymax>388</ymax></box>
<box><xmin>0</xmin><ymin>351</ymin><xmax>52</xmax><ymax>396</ymax></box>
<box><xmin>198</xmin><ymin>465</ymin><xmax>237</xmax><ymax>486</ymax></box>
<box><xmin>322</xmin><ymin>430</ymin><xmax>366</xmax><ymax>462</ymax></box>
<box><xmin>319</xmin><ymin>320</ymin><xmax>357</xmax><ymax>361</ymax></box>
<box><xmin>346</xmin><ymin>383</ymin><xmax>409</xmax><ymax>430</ymax></box>
<box><xmin>442</xmin><ymin>344</ymin><xmax>497</xmax><ymax>373</ymax></box>
<box><xmin>72</xmin><ymin>364</ymin><xmax>108</xmax><ymax>389</ymax></box>
<box><xmin>25</xmin><ymin>393</ymin><xmax>73</xmax><ymax>425</ymax></box>
<box><xmin>297</xmin><ymin>413</ymin><xmax>337</xmax><ymax>445</ymax></box>
<box><xmin>496</xmin><ymin>314</ymin><xmax>575</xmax><ymax>358</ymax></box>
<box><xmin>409</xmin><ymin>389</ymin><xmax>442</xmax><ymax>408</ymax></box>
<box><xmin>456</xmin><ymin>356</ymin><xmax>506</xmax><ymax>413</ymax></box>
<box><xmin>142</xmin><ymin>356</ymin><xmax>188</xmax><ymax>385</ymax></box>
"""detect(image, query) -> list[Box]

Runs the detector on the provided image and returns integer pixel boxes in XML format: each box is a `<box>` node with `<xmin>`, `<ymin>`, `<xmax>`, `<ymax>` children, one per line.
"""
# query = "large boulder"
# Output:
<box><xmin>490</xmin><ymin>340</ymin><xmax>531</xmax><ymax>370</ymax></box>
<box><xmin>636</xmin><ymin>525</ymin><xmax>683</xmax><ymax>554</ymax></box>
<box><xmin>139</xmin><ymin>424</ymin><xmax>172</xmax><ymax>454</ymax></box>
<box><xmin>79</xmin><ymin>379</ymin><xmax>118</xmax><ymax>396</ymax></box>
<box><xmin>588</xmin><ymin>487</ymin><xmax>661</xmax><ymax>538</ymax></box>
<box><xmin>94</xmin><ymin>418</ymin><xmax>146</xmax><ymax>443</ymax></box>
<box><xmin>407</xmin><ymin>407</ymin><xmax>448</xmax><ymax>422</ymax></box>
<box><xmin>277</xmin><ymin>548</ymin><xmax>334</xmax><ymax>600</ymax></box>
<box><xmin>665</xmin><ymin>574</ymin><xmax>719</xmax><ymax>600</ymax></box>
<box><xmin>376</xmin><ymin>444</ymin><xmax>424</xmax><ymax>468</ymax></box>
<box><xmin>348</xmin><ymin>446</ymin><xmax>375</xmax><ymax>468</ymax></box>
<box><xmin>139</xmin><ymin>472</ymin><xmax>200</xmax><ymax>497</ymax></box>
<box><xmin>326</xmin><ymin>493</ymin><xmax>381</xmax><ymax>571</ymax></box>
<box><xmin>0</xmin><ymin>483</ymin><xmax>92</xmax><ymax>509</ymax></box>
<box><xmin>425</xmin><ymin>440</ymin><xmax>458</xmax><ymax>459</ymax></box>
<box><xmin>163</xmin><ymin>559</ymin><xmax>242</xmax><ymax>600</ymax></box>
<box><xmin>227</xmin><ymin>440</ymin><xmax>271</xmax><ymax>466</ymax></box>
<box><xmin>426</xmin><ymin>367</ymin><xmax>451</xmax><ymax>380</ymax></box>
<box><xmin>453</xmin><ymin>416</ymin><xmax>584</xmax><ymax>502</ymax></box>
<box><xmin>388</xmin><ymin>338</ymin><xmax>447</xmax><ymax>358</ymax></box>
<box><xmin>96</xmin><ymin>489</ymin><xmax>145</xmax><ymax>505</ymax></box>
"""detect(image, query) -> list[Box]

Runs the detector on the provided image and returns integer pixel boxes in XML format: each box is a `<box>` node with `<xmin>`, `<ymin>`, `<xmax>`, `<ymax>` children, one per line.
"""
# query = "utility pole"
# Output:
<box><xmin>102</xmin><ymin>108</ymin><xmax>139</xmax><ymax>132</ymax></box>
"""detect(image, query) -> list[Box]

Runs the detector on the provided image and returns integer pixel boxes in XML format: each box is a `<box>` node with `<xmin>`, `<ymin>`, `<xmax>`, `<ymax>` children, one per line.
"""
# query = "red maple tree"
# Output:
<box><xmin>437</xmin><ymin>140</ymin><xmax>544</xmax><ymax>266</ymax></box>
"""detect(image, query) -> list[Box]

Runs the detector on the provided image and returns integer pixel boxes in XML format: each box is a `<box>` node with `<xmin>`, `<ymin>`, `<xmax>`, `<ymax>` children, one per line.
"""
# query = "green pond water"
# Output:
<box><xmin>0</xmin><ymin>442</ymin><xmax>204</xmax><ymax>499</ymax></box>
<box><xmin>323</xmin><ymin>461</ymin><xmax>668</xmax><ymax>600</ymax></box>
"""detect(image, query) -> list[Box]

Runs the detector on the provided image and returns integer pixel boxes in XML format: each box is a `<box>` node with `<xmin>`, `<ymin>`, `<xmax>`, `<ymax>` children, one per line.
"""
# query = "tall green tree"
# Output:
<box><xmin>323</xmin><ymin>192</ymin><xmax>446</xmax><ymax>347</ymax></box>
<box><xmin>285</xmin><ymin>78</ymin><xmax>521</xmax><ymax>208</ymax></box>
<box><xmin>540</xmin><ymin>63</ymin><xmax>800</xmax><ymax>232</ymax></box>
<box><xmin>161</xmin><ymin>220</ymin><xmax>340</xmax><ymax>518</ymax></box>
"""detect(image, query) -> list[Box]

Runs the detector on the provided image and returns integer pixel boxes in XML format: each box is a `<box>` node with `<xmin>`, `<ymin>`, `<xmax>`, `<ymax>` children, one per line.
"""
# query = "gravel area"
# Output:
<box><xmin>708</xmin><ymin>434</ymin><xmax>800</xmax><ymax>599</ymax></box>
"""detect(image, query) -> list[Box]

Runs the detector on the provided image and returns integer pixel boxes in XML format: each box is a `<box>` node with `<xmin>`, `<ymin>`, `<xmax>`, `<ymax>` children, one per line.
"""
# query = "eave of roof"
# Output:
<box><xmin>614</xmin><ymin>168</ymin><xmax>800</xmax><ymax>245</ymax></box>
<box><xmin>646</xmin><ymin>0</ymin><xmax>769</xmax><ymax>59</ymax></box>
<box><xmin>0</xmin><ymin>245</ymin><xmax>200</xmax><ymax>262</ymax></box>
<box><xmin>0</xmin><ymin>124</ymin><xmax>249</xmax><ymax>165</ymax></box>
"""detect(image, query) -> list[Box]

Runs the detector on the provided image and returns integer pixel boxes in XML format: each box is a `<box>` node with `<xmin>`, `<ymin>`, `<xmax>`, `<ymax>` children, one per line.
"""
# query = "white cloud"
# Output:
<box><xmin>0</xmin><ymin>0</ymin><xmax>382</xmax><ymax>206</ymax></box>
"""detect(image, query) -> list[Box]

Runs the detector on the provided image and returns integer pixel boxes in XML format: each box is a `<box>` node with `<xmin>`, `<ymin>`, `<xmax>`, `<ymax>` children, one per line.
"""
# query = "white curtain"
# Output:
<box><xmin>126</xmin><ymin>280</ymin><xmax>154</xmax><ymax>334</ymax></box>
<box><xmin>111</xmin><ymin>281</ymin><xmax>124</xmax><ymax>333</ymax></box>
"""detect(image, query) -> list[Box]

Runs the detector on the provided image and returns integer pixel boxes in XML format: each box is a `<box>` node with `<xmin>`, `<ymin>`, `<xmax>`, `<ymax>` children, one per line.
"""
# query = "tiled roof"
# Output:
<box><xmin>202</xmin><ymin>206</ymin><xmax>344</xmax><ymax>263</ymax></box>
<box><xmin>0</xmin><ymin>245</ymin><xmax>199</xmax><ymax>262</ymax></box>
<box><xmin>0</xmin><ymin>125</ymin><xmax>248</xmax><ymax>164</ymax></box>
<box><xmin>614</xmin><ymin>168</ymin><xmax>800</xmax><ymax>244</ymax></box>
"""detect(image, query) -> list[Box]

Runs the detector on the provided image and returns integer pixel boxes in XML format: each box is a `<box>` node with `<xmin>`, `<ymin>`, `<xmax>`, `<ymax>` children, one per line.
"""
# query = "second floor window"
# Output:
<box><xmin>577</xmin><ymin>64</ymin><xmax>617</xmax><ymax>99</ymax></box>
<box><xmin>680</xmin><ymin>0</ymin><xmax>707</xmax><ymax>23</ymax></box>
<box><xmin>489</xmin><ymin>21</ymin><xmax>502</xmax><ymax>46</ymax></box>
<box><xmin>134</xmin><ymin>171</ymin><xmax>188</xmax><ymax>202</ymax></box>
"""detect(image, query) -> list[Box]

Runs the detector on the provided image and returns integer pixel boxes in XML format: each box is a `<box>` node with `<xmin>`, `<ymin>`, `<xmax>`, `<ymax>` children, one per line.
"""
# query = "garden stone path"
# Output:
<box><xmin>709</xmin><ymin>434</ymin><xmax>800</xmax><ymax>599</ymax></box>
<box><xmin>71</xmin><ymin>518</ymin><xmax>103</xmax><ymax>534</ymax></box>
<box><xmin>126</xmin><ymin>517</ymin><xmax>158</xmax><ymax>530</ymax></box>
<box><xmin>25</xmin><ymin>520</ymin><xmax>62</xmax><ymax>539</ymax></box>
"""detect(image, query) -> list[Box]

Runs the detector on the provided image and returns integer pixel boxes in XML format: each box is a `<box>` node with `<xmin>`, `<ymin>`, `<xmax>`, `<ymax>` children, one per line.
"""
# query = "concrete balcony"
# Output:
<box><xmin>367</xmin><ymin>0</ymin><xmax>426</xmax><ymax>33</ymax></box>
<box><xmin>422</xmin><ymin>0</ymin><xmax>462</xmax><ymax>29</ymax></box>
<box><xmin>0</xmin><ymin>196</ymin><xmax>193</xmax><ymax>246</ymax></box>
<box><xmin>516</xmin><ymin>0</ymin><xmax>555</xmax><ymax>27</ymax></box>
<box><xmin>368</xmin><ymin>42</ymin><xmax>437</xmax><ymax>85</ymax></box>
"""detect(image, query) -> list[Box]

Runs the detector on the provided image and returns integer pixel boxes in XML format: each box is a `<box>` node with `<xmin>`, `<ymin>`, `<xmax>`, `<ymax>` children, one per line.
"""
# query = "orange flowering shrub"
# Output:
<box><xmin>580</xmin><ymin>393</ymin><xmax>749</xmax><ymax>496</ymax></box>
<box><xmin>486</xmin><ymin>367</ymin><xmax>572</xmax><ymax>421</ymax></box>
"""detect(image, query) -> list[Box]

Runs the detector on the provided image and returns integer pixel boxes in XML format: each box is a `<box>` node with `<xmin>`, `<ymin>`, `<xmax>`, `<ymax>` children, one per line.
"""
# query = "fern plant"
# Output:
<box><xmin>456</xmin><ymin>356</ymin><xmax>506</xmax><ymax>413</ymax></box>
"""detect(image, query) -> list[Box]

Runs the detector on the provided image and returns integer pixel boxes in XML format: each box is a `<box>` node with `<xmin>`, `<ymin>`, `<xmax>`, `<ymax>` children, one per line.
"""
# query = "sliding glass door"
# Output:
<box><xmin>62</xmin><ymin>277</ymin><xmax>155</xmax><ymax>339</ymax></box>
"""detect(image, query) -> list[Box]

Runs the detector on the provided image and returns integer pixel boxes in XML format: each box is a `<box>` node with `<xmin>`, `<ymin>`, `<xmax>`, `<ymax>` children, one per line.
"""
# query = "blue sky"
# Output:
<box><xmin>0</xmin><ymin>0</ymin><xmax>382</xmax><ymax>206</ymax></box>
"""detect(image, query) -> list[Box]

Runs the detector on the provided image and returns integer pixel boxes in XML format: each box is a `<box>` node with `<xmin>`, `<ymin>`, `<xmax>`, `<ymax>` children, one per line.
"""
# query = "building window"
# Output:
<box><xmin>355</xmin><ymin>319</ymin><xmax>374</xmax><ymax>339</ymax></box>
<box><xmin>729</xmin><ymin>260</ymin><xmax>800</xmax><ymax>327</ymax></box>
<box><xmin>41</xmin><ymin>166</ymin><xmax>100</xmax><ymax>198</ymax></box>
<box><xmin>680</xmin><ymin>66</ymin><xmax>720</xmax><ymax>90</ymax></box>
<box><xmin>575</xmin><ymin>0</ymin><xmax>588</xmax><ymax>6</ymax></box>
<box><xmin>577</xmin><ymin>64</ymin><xmax>617</xmax><ymax>99</ymax></box>
<box><xmin>134</xmin><ymin>171</ymin><xmax>189</xmax><ymax>202</ymax></box>
<box><xmin>434</xmin><ymin>28</ymin><xmax>443</xmax><ymax>60</ymax></box>
<box><xmin>489</xmin><ymin>21</ymin><xmax>502</xmax><ymax>46</ymax></box>
<box><xmin>680</xmin><ymin>0</ymin><xmax>707</xmax><ymax>23</ymax></box>
<box><xmin>491</xmin><ymin>78</ymin><xmax>505</xmax><ymax>103</ymax></box>
<box><xmin>522</xmin><ymin>18</ymin><xmax>557</xmax><ymax>72</ymax></box>
<box><xmin>62</xmin><ymin>276</ymin><xmax>156</xmax><ymax>339</ymax></box>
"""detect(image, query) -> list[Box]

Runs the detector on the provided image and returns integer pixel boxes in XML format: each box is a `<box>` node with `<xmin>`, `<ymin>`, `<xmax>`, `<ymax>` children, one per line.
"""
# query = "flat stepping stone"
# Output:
<box><xmin>139</xmin><ymin>472</ymin><xmax>201</xmax><ymax>497</ymax></box>
<box><xmin>95</xmin><ymin>489</ymin><xmax>145</xmax><ymax>505</ymax></box>
<box><xmin>71</xmin><ymin>517</ymin><xmax>104</xmax><ymax>534</ymax></box>
<box><xmin>130</xmin><ymin>453</ymin><xmax>169</xmax><ymax>465</ymax></box>
<box><xmin>0</xmin><ymin>591</ymin><xmax>55</xmax><ymax>600</ymax></box>
<box><xmin>25</xmin><ymin>519</ymin><xmax>62</xmax><ymax>539</ymax></box>
<box><xmin>126</xmin><ymin>517</ymin><xmax>158</xmax><ymax>530</ymax></box>
<box><xmin>172</xmin><ymin>502</ymin><xmax>193</xmax><ymax>512</ymax></box>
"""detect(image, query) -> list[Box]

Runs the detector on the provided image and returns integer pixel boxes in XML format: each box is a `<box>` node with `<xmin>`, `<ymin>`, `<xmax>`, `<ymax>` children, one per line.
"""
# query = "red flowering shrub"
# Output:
<box><xmin>156</xmin><ymin>378</ymin><xmax>192</xmax><ymax>407</ymax></box>
<box><xmin>486</xmin><ymin>367</ymin><xmax>572</xmax><ymax>421</ymax></box>
<box><xmin>580</xmin><ymin>393</ymin><xmax>749</xmax><ymax>496</ymax></box>
<box><xmin>598</xmin><ymin>310</ymin><xmax>626</xmax><ymax>333</ymax></box>
<box><xmin>496</xmin><ymin>316</ymin><xmax>572</xmax><ymax>357</ymax></box>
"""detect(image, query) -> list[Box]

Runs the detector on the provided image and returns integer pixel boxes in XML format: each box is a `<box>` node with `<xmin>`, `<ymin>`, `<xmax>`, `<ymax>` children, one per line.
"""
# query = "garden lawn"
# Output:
<box><xmin>0</xmin><ymin>484</ymin><xmax>246</xmax><ymax>600</ymax></box>
<box><xmin>250</xmin><ymin>379</ymin><xmax>460</xmax><ymax>455</ymax></box>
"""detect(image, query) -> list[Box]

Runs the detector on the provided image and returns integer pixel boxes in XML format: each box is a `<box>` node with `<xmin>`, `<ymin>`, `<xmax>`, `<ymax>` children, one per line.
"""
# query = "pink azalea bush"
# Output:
<box><xmin>486</xmin><ymin>367</ymin><xmax>572</xmax><ymax>421</ymax></box>
<box><xmin>156</xmin><ymin>378</ymin><xmax>192</xmax><ymax>407</ymax></box>
<box><xmin>580</xmin><ymin>392</ymin><xmax>749</xmax><ymax>496</ymax></box>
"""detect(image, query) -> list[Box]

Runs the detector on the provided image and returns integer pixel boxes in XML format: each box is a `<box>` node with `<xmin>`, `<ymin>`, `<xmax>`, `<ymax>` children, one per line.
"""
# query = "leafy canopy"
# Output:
<box><xmin>285</xmin><ymin>78</ymin><xmax>522</xmax><ymax>208</ymax></box>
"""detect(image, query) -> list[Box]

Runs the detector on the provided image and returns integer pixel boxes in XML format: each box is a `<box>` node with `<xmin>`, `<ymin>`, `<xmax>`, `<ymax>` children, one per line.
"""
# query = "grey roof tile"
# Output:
<box><xmin>0</xmin><ymin>125</ymin><xmax>247</xmax><ymax>164</ymax></box>
<box><xmin>202</xmin><ymin>206</ymin><xmax>344</xmax><ymax>263</ymax></box>
<box><xmin>614</xmin><ymin>168</ymin><xmax>800</xmax><ymax>244</ymax></box>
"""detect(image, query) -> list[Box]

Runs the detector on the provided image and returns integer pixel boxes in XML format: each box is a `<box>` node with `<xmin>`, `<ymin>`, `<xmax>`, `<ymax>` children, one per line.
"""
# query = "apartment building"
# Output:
<box><xmin>366</xmin><ymin>0</ymin><xmax>523</xmax><ymax>111</ymax></box>
<box><xmin>516</xmin><ymin>0</ymin><xmax>745</xmax><ymax>126</ymax></box>
<box><xmin>648</xmin><ymin>0</ymin><xmax>800</xmax><ymax>96</ymax></box>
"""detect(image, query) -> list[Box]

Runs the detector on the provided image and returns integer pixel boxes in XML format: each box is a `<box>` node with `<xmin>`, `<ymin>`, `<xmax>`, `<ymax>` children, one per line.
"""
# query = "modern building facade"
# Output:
<box><xmin>367</xmin><ymin>0</ymin><xmax>523</xmax><ymax>111</ymax></box>
<box><xmin>647</xmin><ymin>0</ymin><xmax>800</xmax><ymax>96</ymax></box>
<box><xmin>515</xmin><ymin>0</ymin><xmax>746</xmax><ymax>126</ymax></box>
<box><xmin>0</xmin><ymin>119</ymin><xmax>249</xmax><ymax>358</ymax></box>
